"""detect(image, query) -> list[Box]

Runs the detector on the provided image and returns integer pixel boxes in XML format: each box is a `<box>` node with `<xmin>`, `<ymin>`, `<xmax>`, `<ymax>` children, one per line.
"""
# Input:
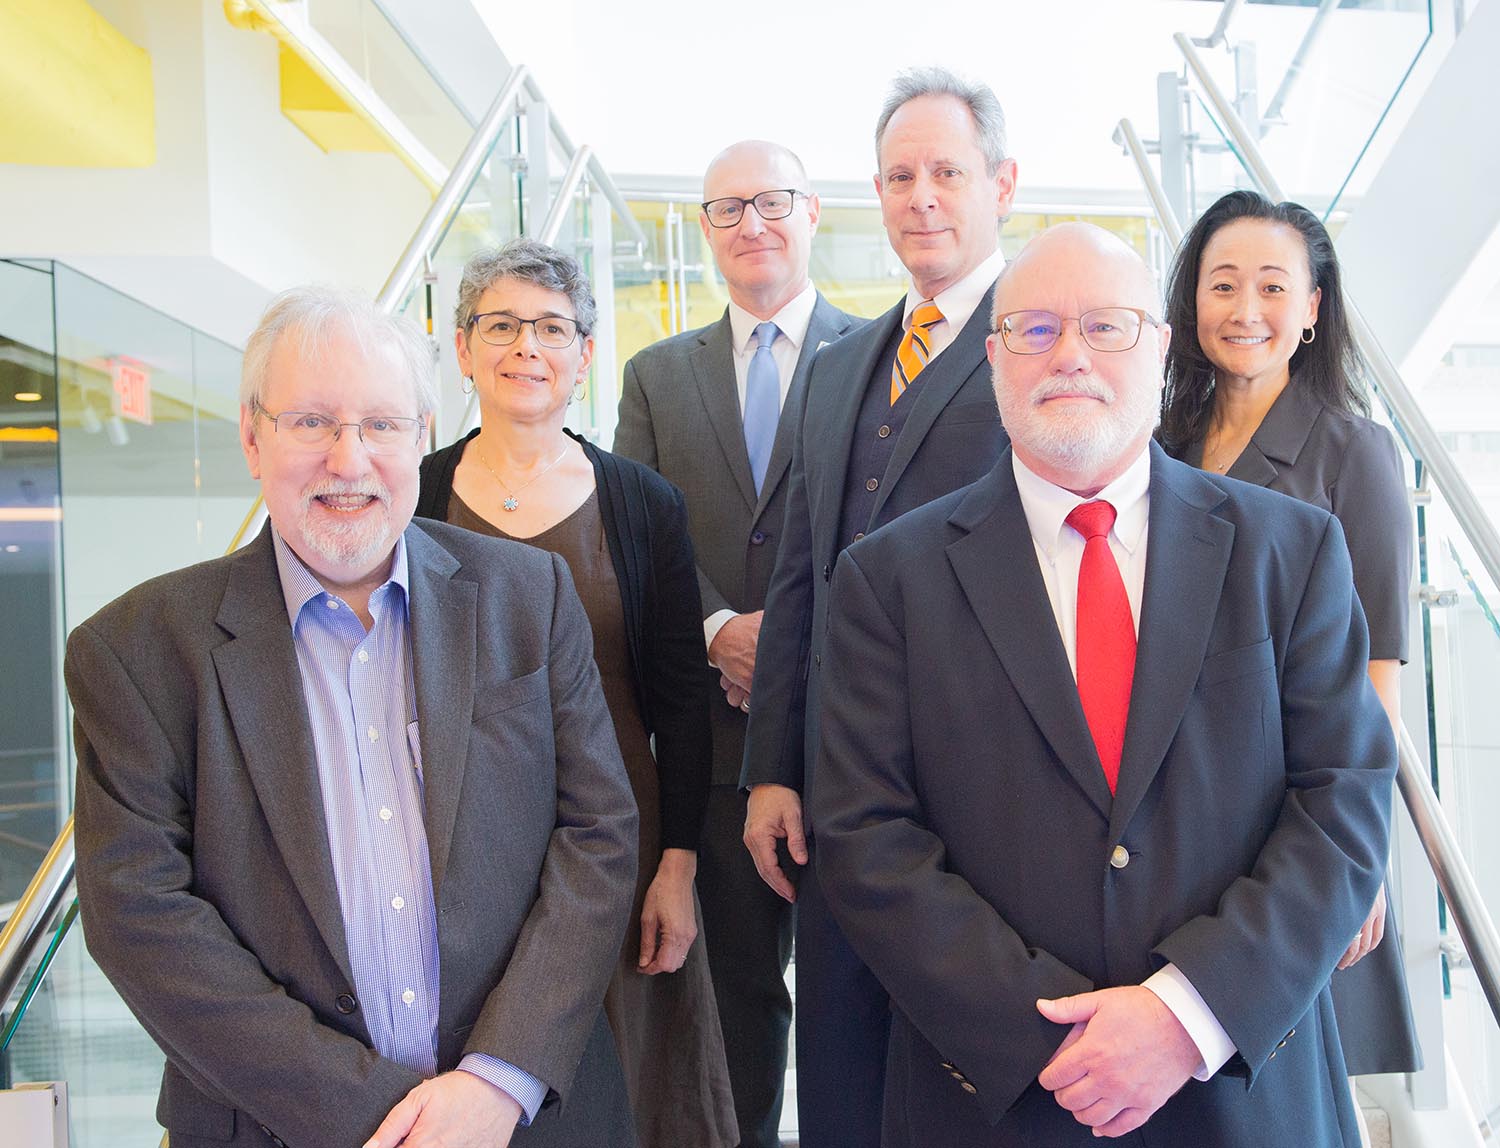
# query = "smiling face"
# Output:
<box><xmin>875</xmin><ymin>93</ymin><xmax>1017</xmax><ymax>299</ymax></box>
<box><xmin>1194</xmin><ymin>218</ymin><xmax>1321</xmax><ymax>392</ymax></box>
<box><xmin>700</xmin><ymin>141</ymin><xmax>819</xmax><ymax>317</ymax></box>
<box><xmin>986</xmin><ymin>224</ymin><xmax>1169</xmax><ymax>495</ymax></box>
<box><xmin>241</xmin><ymin>325</ymin><xmax>422</xmax><ymax>593</ymax></box>
<box><xmin>455</xmin><ymin>277</ymin><xmax>594</xmax><ymax>429</ymax></box>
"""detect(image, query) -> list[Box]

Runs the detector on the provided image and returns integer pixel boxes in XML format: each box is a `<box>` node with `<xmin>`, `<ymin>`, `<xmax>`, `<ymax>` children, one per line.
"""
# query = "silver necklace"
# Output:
<box><xmin>476</xmin><ymin>440</ymin><xmax>571</xmax><ymax>511</ymax></box>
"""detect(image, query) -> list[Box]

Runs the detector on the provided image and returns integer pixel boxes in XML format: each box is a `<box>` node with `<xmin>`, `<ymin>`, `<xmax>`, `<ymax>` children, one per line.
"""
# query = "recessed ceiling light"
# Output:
<box><xmin>3</xmin><ymin>545</ymin><xmax>19</xmax><ymax>553</ymax></box>
<box><xmin>14</xmin><ymin>392</ymin><xmax>43</xmax><ymax>402</ymax></box>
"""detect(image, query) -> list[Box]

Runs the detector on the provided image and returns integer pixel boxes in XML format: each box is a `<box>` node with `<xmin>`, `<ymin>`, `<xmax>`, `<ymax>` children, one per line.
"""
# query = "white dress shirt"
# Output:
<box><xmin>707</xmin><ymin>282</ymin><xmax>819</xmax><ymax>659</ymax></box>
<box><xmin>900</xmin><ymin>246</ymin><xmax>1007</xmax><ymax>362</ymax></box>
<box><xmin>1012</xmin><ymin>447</ymin><xmax>1237</xmax><ymax>1081</ymax></box>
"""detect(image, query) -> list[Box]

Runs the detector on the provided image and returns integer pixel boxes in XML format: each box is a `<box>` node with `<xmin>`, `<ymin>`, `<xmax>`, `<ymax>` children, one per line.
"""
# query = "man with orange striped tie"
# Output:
<box><xmin>742</xmin><ymin>66</ymin><xmax>1018</xmax><ymax>1146</ymax></box>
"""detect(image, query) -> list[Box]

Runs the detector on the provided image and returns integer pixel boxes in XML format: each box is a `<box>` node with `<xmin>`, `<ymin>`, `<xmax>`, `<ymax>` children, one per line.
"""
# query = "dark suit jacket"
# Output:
<box><xmin>741</xmin><ymin>289</ymin><xmax>1008</xmax><ymax>807</ymax></box>
<box><xmin>612</xmin><ymin>295</ymin><xmax>863</xmax><ymax>785</ymax></box>
<box><xmin>68</xmin><ymin>520</ymin><xmax>639</xmax><ymax>1147</ymax></box>
<box><xmin>811</xmin><ymin>443</ymin><xmax>1396</xmax><ymax>1147</ymax></box>
<box><xmin>417</xmin><ymin>428</ymin><xmax>712</xmax><ymax>847</ymax></box>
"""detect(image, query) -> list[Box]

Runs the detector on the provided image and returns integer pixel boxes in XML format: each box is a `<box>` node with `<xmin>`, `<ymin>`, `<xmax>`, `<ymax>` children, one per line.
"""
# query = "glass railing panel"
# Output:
<box><xmin>1179</xmin><ymin>0</ymin><xmax>1435</xmax><ymax>216</ymax></box>
<box><xmin>2</xmin><ymin>897</ymin><xmax>163</xmax><ymax>1147</ymax></box>
<box><xmin>0</xmin><ymin>259</ymin><xmax>65</xmax><ymax>908</ymax></box>
<box><xmin>304</xmin><ymin>0</ymin><xmax>476</xmax><ymax>172</ymax></box>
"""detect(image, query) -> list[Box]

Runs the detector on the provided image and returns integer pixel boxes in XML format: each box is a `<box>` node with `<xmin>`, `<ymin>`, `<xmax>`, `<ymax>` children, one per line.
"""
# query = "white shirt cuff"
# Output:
<box><xmin>704</xmin><ymin>609</ymin><xmax>737</xmax><ymax>666</ymax></box>
<box><xmin>457</xmin><ymin>1054</ymin><xmax>547</xmax><ymax>1126</ymax></box>
<box><xmin>1144</xmin><ymin>963</ymin><xmax>1237</xmax><ymax>1081</ymax></box>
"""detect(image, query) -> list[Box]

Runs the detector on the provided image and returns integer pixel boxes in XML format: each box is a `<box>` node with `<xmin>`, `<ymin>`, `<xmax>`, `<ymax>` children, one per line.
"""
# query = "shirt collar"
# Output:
<box><xmin>272</xmin><ymin>526</ymin><xmax>410</xmax><ymax>628</ymax></box>
<box><xmin>728</xmin><ymin>281</ymin><xmax>818</xmax><ymax>355</ymax></box>
<box><xmin>903</xmin><ymin>246</ymin><xmax>1008</xmax><ymax>333</ymax></box>
<box><xmin>1012</xmin><ymin>444</ymin><xmax>1152</xmax><ymax>564</ymax></box>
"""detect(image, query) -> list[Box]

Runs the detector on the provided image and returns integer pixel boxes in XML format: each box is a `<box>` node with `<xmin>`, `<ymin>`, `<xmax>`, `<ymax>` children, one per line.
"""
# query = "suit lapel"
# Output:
<box><xmin>1109</xmin><ymin>445</ymin><xmax>1235</xmax><ymax>837</ymax></box>
<box><xmin>873</xmin><ymin>284</ymin><xmax>996</xmax><ymax>522</ymax></box>
<box><xmin>404</xmin><ymin>526</ymin><xmax>476</xmax><ymax>901</ymax></box>
<box><xmin>212</xmin><ymin>527</ymin><xmax>354</xmax><ymax>984</ymax></box>
<box><xmin>945</xmin><ymin>460</ymin><xmax>1114</xmax><ymax>820</ymax></box>
<box><xmin>692</xmin><ymin>312</ymin><xmax>757</xmax><ymax>510</ymax></box>
<box><xmin>752</xmin><ymin>295</ymin><xmax>851</xmax><ymax>523</ymax></box>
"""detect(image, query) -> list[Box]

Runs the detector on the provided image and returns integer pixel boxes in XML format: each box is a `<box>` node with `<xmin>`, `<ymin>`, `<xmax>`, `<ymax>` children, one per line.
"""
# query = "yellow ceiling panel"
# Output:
<box><xmin>0</xmin><ymin>0</ymin><xmax>155</xmax><ymax>167</ymax></box>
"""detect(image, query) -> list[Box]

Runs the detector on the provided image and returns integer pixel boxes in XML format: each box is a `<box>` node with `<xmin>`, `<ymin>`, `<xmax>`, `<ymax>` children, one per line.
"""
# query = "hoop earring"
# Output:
<box><xmin>1301</xmin><ymin>325</ymin><xmax>1316</xmax><ymax>345</ymax></box>
<box><xmin>461</xmin><ymin>375</ymin><xmax>475</xmax><ymax>394</ymax></box>
<box><xmin>573</xmin><ymin>380</ymin><xmax>587</xmax><ymax>402</ymax></box>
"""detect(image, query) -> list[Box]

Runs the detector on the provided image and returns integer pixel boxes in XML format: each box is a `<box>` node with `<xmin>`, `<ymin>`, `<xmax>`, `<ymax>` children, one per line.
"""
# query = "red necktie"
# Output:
<box><xmin>1065</xmin><ymin>500</ymin><xmax>1135</xmax><ymax>795</ymax></box>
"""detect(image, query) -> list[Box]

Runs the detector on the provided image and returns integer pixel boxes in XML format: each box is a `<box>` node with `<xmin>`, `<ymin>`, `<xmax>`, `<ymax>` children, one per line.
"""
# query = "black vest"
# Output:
<box><xmin>837</xmin><ymin>319</ymin><xmax>925</xmax><ymax>549</ymax></box>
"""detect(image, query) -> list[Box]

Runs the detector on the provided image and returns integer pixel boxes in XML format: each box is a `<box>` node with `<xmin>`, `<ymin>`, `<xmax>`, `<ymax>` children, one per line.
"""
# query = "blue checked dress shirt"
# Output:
<box><xmin>272</xmin><ymin>529</ymin><xmax>546</xmax><ymax>1122</ymax></box>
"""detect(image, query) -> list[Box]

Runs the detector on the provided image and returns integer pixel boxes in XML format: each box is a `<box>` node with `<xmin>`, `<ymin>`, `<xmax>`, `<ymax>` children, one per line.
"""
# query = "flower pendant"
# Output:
<box><xmin>503</xmin><ymin>496</ymin><xmax>519</xmax><ymax>512</ymax></box>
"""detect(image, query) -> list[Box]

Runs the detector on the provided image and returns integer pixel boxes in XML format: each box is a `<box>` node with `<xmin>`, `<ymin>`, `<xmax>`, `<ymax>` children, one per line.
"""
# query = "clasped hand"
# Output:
<box><xmin>363</xmin><ymin>1070</ymin><xmax>522</xmax><ymax>1148</ymax></box>
<box><xmin>1035</xmin><ymin>986</ymin><xmax>1201</xmax><ymax>1138</ymax></box>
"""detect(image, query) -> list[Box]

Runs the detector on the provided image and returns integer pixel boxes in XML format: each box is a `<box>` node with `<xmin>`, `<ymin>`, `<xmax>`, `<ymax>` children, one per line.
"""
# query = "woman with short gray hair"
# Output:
<box><xmin>415</xmin><ymin>238</ymin><xmax>736</xmax><ymax>1148</ymax></box>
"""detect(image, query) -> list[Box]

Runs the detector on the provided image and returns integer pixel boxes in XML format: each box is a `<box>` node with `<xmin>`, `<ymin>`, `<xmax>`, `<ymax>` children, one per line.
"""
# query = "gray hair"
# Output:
<box><xmin>875</xmin><ymin>66</ymin><xmax>1009</xmax><ymax>175</ymax></box>
<box><xmin>453</xmin><ymin>238</ymin><xmax>598</xmax><ymax>335</ymax></box>
<box><xmin>240</xmin><ymin>285</ymin><xmax>437</xmax><ymax>415</ymax></box>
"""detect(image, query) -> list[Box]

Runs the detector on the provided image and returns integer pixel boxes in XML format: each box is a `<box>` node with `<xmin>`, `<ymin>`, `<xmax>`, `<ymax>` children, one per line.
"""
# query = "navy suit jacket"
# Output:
<box><xmin>741</xmin><ymin>289</ymin><xmax>1008</xmax><ymax>805</ymax></box>
<box><xmin>812</xmin><ymin>444</ymin><xmax>1395</xmax><ymax>1147</ymax></box>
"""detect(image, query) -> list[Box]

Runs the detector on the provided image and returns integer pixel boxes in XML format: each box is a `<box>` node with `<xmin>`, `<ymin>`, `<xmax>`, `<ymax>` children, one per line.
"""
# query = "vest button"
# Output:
<box><xmin>1109</xmin><ymin>845</ymin><xmax>1130</xmax><ymax>869</ymax></box>
<box><xmin>865</xmin><ymin>477</ymin><xmax>879</xmax><ymax>492</ymax></box>
<box><xmin>853</xmin><ymin>532</ymin><xmax>865</xmax><ymax>542</ymax></box>
<box><xmin>750</xmin><ymin>530</ymin><xmax>767</xmax><ymax>545</ymax></box>
<box><xmin>878</xmin><ymin>424</ymin><xmax>892</xmax><ymax>439</ymax></box>
<box><xmin>336</xmin><ymin>993</ymin><xmax>358</xmax><ymax>1014</ymax></box>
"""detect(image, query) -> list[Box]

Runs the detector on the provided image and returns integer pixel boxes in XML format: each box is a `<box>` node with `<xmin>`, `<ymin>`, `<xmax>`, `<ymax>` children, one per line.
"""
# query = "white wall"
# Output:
<box><xmin>480</xmin><ymin>0</ymin><xmax>1437</xmax><ymax>204</ymax></box>
<box><xmin>0</xmin><ymin>0</ymin><xmax>434</xmax><ymax>349</ymax></box>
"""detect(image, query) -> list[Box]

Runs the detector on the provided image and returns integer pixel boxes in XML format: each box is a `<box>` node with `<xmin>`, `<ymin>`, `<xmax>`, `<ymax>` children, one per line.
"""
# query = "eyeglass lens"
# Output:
<box><xmin>1001</xmin><ymin>308</ymin><xmax>1145</xmax><ymax>354</ymax></box>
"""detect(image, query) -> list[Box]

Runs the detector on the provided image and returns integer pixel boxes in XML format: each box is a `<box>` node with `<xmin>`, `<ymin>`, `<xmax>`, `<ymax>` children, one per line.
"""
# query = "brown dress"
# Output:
<box><xmin>450</xmin><ymin>490</ymin><xmax>737</xmax><ymax>1148</ymax></box>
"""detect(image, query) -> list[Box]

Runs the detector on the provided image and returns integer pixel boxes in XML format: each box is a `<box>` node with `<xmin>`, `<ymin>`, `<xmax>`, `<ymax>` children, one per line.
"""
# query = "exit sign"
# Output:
<box><xmin>111</xmin><ymin>358</ymin><xmax>152</xmax><ymax>425</ymax></box>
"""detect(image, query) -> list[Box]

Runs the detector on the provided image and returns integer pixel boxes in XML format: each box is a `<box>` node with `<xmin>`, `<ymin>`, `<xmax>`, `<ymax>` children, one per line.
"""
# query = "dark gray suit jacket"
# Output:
<box><xmin>813</xmin><ymin>444</ymin><xmax>1396</xmax><ymax>1146</ymax></box>
<box><xmin>614</xmin><ymin>295</ymin><xmax>862</xmax><ymax>786</ymax></box>
<box><xmin>741</xmin><ymin>289</ymin><xmax>1008</xmax><ymax>806</ymax></box>
<box><xmin>67</xmin><ymin>520</ymin><xmax>639</xmax><ymax>1147</ymax></box>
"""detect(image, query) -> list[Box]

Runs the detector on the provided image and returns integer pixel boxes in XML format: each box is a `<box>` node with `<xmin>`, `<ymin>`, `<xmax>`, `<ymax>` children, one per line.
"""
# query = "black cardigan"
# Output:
<box><xmin>416</xmin><ymin>427</ymin><xmax>711</xmax><ymax>851</ymax></box>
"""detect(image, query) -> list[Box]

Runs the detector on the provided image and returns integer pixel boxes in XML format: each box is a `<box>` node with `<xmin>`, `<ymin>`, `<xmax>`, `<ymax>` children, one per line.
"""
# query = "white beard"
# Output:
<box><xmin>295</xmin><ymin>478</ymin><xmax>394</xmax><ymax>571</ymax></box>
<box><xmin>998</xmin><ymin>372</ymin><xmax>1160</xmax><ymax>476</ymax></box>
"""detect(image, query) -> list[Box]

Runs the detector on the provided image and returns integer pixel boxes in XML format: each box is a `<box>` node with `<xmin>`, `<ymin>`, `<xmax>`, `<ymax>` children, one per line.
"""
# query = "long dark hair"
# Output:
<box><xmin>1159</xmin><ymin>190</ymin><xmax>1368</xmax><ymax>453</ymax></box>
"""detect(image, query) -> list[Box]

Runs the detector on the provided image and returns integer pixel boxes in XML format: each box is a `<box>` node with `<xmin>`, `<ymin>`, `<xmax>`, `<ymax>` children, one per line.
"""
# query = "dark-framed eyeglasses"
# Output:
<box><xmin>254</xmin><ymin>403</ymin><xmax>425</xmax><ymax>453</ymax></box>
<box><xmin>700</xmin><ymin>189</ymin><xmax>806</xmax><ymax>229</ymax></box>
<box><xmin>468</xmin><ymin>311</ymin><xmax>583</xmax><ymax>349</ymax></box>
<box><xmin>996</xmin><ymin>307</ymin><xmax>1162</xmax><ymax>355</ymax></box>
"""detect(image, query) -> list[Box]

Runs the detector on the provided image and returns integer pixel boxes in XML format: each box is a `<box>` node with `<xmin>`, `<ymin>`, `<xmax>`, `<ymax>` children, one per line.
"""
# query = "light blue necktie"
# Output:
<box><xmin>743</xmin><ymin>321</ymin><xmax>781</xmax><ymax>495</ymax></box>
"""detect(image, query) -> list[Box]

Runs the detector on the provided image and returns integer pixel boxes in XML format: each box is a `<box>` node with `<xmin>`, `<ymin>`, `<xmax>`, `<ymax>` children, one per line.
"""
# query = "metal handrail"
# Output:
<box><xmin>1162</xmin><ymin>30</ymin><xmax>1500</xmax><ymax>1029</ymax></box>
<box><xmin>538</xmin><ymin>146</ymin><xmax>593</xmax><ymax>247</ymax></box>
<box><xmin>376</xmin><ymin>66</ymin><xmax>530</xmax><ymax>310</ymax></box>
<box><xmin>1111</xmin><ymin>119</ymin><xmax>1184</xmax><ymax>245</ymax></box>
<box><xmin>1397</xmin><ymin>726</ymin><xmax>1500</xmax><ymax>1024</ymax></box>
<box><xmin>0</xmin><ymin>815</ymin><xmax>74</xmax><ymax>1013</ymax></box>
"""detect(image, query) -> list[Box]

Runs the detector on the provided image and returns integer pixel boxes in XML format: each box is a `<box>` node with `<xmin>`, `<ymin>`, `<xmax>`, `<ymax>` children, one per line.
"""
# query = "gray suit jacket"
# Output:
<box><xmin>67</xmin><ymin>520</ymin><xmax>639</xmax><ymax>1147</ymax></box>
<box><xmin>613</xmin><ymin>295</ymin><xmax>862</xmax><ymax>785</ymax></box>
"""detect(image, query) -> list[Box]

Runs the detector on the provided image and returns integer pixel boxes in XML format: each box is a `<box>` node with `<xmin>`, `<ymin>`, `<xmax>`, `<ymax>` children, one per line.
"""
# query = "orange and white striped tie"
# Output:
<box><xmin>890</xmin><ymin>300</ymin><xmax>944</xmax><ymax>405</ymax></box>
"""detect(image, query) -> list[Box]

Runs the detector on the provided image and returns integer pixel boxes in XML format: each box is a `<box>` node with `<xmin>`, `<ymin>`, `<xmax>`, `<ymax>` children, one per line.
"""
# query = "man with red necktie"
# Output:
<box><xmin>810</xmin><ymin>222</ymin><xmax>1396</xmax><ymax>1147</ymax></box>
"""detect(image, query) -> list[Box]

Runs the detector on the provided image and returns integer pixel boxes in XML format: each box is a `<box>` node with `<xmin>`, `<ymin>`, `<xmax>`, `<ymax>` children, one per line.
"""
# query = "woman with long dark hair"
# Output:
<box><xmin>1161</xmin><ymin>189</ymin><xmax>1420</xmax><ymax>1088</ymax></box>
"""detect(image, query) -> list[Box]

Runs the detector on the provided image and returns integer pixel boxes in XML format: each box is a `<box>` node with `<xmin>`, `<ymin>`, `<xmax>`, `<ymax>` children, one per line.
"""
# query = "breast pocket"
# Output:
<box><xmin>1198</xmin><ymin>636</ymin><xmax>1275</xmax><ymax>688</ymax></box>
<box><xmin>1195</xmin><ymin>636</ymin><xmax>1279</xmax><ymax>784</ymax></box>
<box><xmin>473</xmin><ymin>664</ymin><xmax>549</xmax><ymax>720</ymax></box>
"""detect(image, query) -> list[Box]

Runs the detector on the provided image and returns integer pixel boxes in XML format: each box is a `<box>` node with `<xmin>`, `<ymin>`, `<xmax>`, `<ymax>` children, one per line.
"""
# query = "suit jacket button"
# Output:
<box><xmin>939</xmin><ymin>1061</ymin><xmax>956</xmax><ymax>1071</ymax></box>
<box><xmin>865</xmin><ymin>477</ymin><xmax>880</xmax><ymax>492</ymax></box>
<box><xmin>853</xmin><ymin>532</ymin><xmax>865</xmax><ymax>542</ymax></box>
<box><xmin>1109</xmin><ymin>845</ymin><xmax>1130</xmax><ymax>869</ymax></box>
<box><xmin>336</xmin><ymin>993</ymin><xmax>358</xmax><ymax>1014</ymax></box>
<box><xmin>750</xmin><ymin>530</ymin><xmax>767</xmax><ymax>545</ymax></box>
<box><xmin>960</xmin><ymin>1081</ymin><xmax>978</xmax><ymax>1094</ymax></box>
<box><xmin>878</xmin><ymin>424</ymin><xmax>892</xmax><ymax>439</ymax></box>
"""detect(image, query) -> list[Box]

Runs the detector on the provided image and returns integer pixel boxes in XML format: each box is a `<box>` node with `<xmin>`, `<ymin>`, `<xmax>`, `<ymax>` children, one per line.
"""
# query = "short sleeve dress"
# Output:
<box><xmin>1180</xmin><ymin>378</ymin><xmax>1422</xmax><ymax>1075</ymax></box>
